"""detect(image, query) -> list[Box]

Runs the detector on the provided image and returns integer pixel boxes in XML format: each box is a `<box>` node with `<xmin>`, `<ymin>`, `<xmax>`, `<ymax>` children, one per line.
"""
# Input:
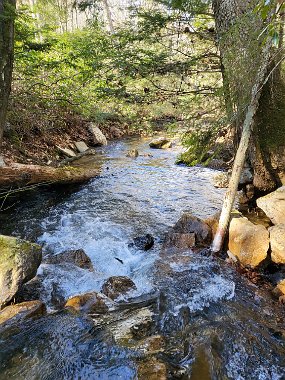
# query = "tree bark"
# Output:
<box><xmin>0</xmin><ymin>0</ymin><xmax>16</xmax><ymax>154</ymax></box>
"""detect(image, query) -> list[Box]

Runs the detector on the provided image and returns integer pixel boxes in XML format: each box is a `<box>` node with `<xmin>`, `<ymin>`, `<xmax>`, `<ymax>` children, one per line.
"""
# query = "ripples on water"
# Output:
<box><xmin>0</xmin><ymin>137</ymin><xmax>285</xmax><ymax>379</ymax></box>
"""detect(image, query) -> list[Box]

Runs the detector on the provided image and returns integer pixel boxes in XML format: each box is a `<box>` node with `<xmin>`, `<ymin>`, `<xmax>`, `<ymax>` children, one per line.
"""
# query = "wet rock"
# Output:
<box><xmin>56</xmin><ymin>145</ymin><xmax>77</xmax><ymax>158</ymax></box>
<box><xmin>65</xmin><ymin>291</ymin><xmax>111</xmax><ymax>314</ymax></box>
<box><xmin>15</xmin><ymin>277</ymin><xmax>42</xmax><ymax>303</ymax></box>
<box><xmin>51</xmin><ymin>282</ymin><xmax>66</xmax><ymax>309</ymax></box>
<box><xmin>163</xmin><ymin>213</ymin><xmax>212</xmax><ymax>251</ymax></box>
<box><xmin>101</xmin><ymin>276</ymin><xmax>137</xmax><ymax>300</ymax></box>
<box><xmin>213</xmin><ymin>172</ymin><xmax>229</xmax><ymax>188</ymax></box>
<box><xmin>161</xmin><ymin>141</ymin><xmax>172</xmax><ymax>149</ymax></box>
<box><xmin>149</xmin><ymin>137</ymin><xmax>170</xmax><ymax>149</ymax></box>
<box><xmin>269</xmin><ymin>224</ymin><xmax>285</xmax><ymax>264</ymax></box>
<box><xmin>132</xmin><ymin>234</ymin><xmax>154</xmax><ymax>251</ymax></box>
<box><xmin>256</xmin><ymin>187</ymin><xmax>285</xmax><ymax>225</ymax></box>
<box><xmin>44</xmin><ymin>249</ymin><xmax>94</xmax><ymax>271</ymax></box>
<box><xmin>88</xmin><ymin>123</ymin><xmax>108</xmax><ymax>146</ymax></box>
<box><xmin>126</xmin><ymin>149</ymin><xmax>139</xmax><ymax>158</ymax></box>
<box><xmin>273</xmin><ymin>279</ymin><xmax>285</xmax><ymax>298</ymax></box>
<box><xmin>228</xmin><ymin>217</ymin><xmax>269</xmax><ymax>267</ymax></box>
<box><xmin>0</xmin><ymin>235</ymin><xmax>42</xmax><ymax>308</ymax></box>
<box><xmin>110</xmin><ymin>307</ymin><xmax>153</xmax><ymax>342</ymax></box>
<box><xmin>0</xmin><ymin>301</ymin><xmax>46</xmax><ymax>326</ymax></box>
<box><xmin>137</xmin><ymin>357</ymin><xmax>167</xmax><ymax>380</ymax></box>
<box><xmin>135</xmin><ymin>335</ymin><xmax>165</xmax><ymax>354</ymax></box>
<box><xmin>74</xmin><ymin>141</ymin><xmax>88</xmax><ymax>153</ymax></box>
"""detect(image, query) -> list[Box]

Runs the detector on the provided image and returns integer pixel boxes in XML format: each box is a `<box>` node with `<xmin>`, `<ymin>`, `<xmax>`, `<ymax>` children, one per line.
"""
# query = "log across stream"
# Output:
<box><xmin>0</xmin><ymin>137</ymin><xmax>284</xmax><ymax>379</ymax></box>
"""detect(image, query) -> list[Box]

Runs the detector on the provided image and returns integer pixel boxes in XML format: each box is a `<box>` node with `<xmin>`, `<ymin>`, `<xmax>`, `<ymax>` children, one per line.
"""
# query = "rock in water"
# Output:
<box><xmin>65</xmin><ymin>292</ymin><xmax>112</xmax><ymax>313</ymax></box>
<box><xmin>101</xmin><ymin>276</ymin><xmax>137</xmax><ymax>300</ymax></box>
<box><xmin>269</xmin><ymin>224</ymin><xmax>285</xmax><ymax>264</ymax></box>
<box><xmin>163</xmin><ymin>213</ymin><xmax>212</xmax><ymax>252</ymax></box>
<box><xmin>256</xmin><ymin>187</ymin><xmax>285</xmax><ymax>225</ymax></box>
<box><xmin>213</xmin><ymin>172</ymin><xmax>229</xmax><ymax>188</ymax></box>
<box><xmin>88</xmin><ymin>123</ymin><xmax>108</xmax><ymax>146</ymax></box>
<box><xmin>0</xmin><ymin>301</ymin><xmax>46</xmax><ymax>326</ymax></box>
<box><xmin>126</xmin><ymin>149</ymin><xmax>139</xmax><ymax>158</ymax></box>
<box><xmin>228</xmin><ymin>217</ymin><xmax>269</xmax><ymax>267</ymax></box>
<box><xmin>0</xmin><ymin>235</ymin><xmax>42</xmax><ymax>307</ymax></box>
<box><xmin>44</xmin><ymin>249</ymin><xmax>94</xmax><ymax>271</ymax></box>
<box><xmin>133</xmin><ymin>234</ymin><xmax>154</xmax><ymax>251</ymax></box>
<box><xmin>149</xmin><ymin>137</ymin><xmax>170</xmax><ymax>149</ymax></box>
<box><xmin>74</xmin><ymin>141</ymin><xmax>89</xmax><ymax>153</ymax></box>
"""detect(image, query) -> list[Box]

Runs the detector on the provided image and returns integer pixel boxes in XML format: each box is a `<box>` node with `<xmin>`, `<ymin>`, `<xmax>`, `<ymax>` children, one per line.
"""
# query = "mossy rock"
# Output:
<box><xmin>0</xmin><ymin>235</ymin><xmax>42</xmax><ymax>308</ymax></box>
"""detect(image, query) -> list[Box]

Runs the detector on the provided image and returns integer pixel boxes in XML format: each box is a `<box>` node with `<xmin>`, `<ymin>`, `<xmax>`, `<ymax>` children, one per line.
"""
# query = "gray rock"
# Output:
<box><xmin>88</xmin><ymin>123</ymin><xmax>107</xmax><ymax>146</ymax></box>
<box><xmin>0</xmin><ymin>235</ymin><xmax>42</xmax><ymax>307</ymax></box>
<box><xmin>269</xmin><ymin>224</ymin><xmax>285</xmax><ymax>264</ymax></box>
<box><xmin>44</xmin><ymin>249</ymin><xmax>94</xmax><ymax>271</ymax></box>
<box><xmin>74</xmin><ymin>141</ymin><xmax>89</xmax><ymax>153</ymax></box>
<box><xmin>256</xmin><ymin>187</ymin><xmax>285</xmax><ymax>225</ymax></box>
<box><xmin>56</xmin><ymin>145</ymin><xmax>77</xmax><ymax>158</ymax></box>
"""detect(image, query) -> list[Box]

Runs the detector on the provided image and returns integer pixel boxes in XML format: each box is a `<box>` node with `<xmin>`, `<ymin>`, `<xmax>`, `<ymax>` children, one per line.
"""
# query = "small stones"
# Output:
<box><xmin>101</xmin><ymin>276</ymin><xmax>137</xmax><ymax>300</ymax></box>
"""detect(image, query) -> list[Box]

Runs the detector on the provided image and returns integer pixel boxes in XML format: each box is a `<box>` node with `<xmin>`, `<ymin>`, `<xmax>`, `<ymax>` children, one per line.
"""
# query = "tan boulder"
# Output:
<box><xmin>0</xmin><ymin>301</ymin><xmax>46</xmax><ymax>326</ymax></box>
<box><xmin>272</xmin><ymin>279</ymin><xmax>285</xmax><ymax>301</ymax></box>
<box><xmin>44</xmin><ymin>249</ymin><xmax>94</xmax><ymax>271</ymax></box>
<box><xmin>269</xmin><ymin>224</ymin><xmax>285</xmax><ymax>264</ymax></box>
<box><xmin>149</xmin><ymin>137</ymin><xmax>170</xmax><ymax>149</ymax></box>
<box><xmin>65</xmin><ymin>291</ymin><xmax>112</xmax><ymax>313</ymax></box>
<box><xmin>256</xmin><ymin>186</ymin><xmax>285</xmax><ymax>225</ymax></box>
<box><xmin>228</xmin><ymin>217</ymin><xmax>269</xmax><ymax>267</ymax></box>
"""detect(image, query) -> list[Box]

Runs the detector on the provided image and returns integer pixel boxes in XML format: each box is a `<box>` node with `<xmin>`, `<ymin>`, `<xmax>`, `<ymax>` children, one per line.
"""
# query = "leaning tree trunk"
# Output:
<box><xmin>213</xmin><ymin>0</ymin><xmax>285</xmax><ymax>194</ymax></box>
<box><xmin>0</xmin><ymin>0</ymin><xmax>16</xmax><ymax>153</ymax></box>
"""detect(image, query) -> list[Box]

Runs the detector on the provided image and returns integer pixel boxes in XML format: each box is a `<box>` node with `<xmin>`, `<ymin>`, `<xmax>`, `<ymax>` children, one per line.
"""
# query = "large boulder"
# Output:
<box><xmin>44</xmin><ymin>249</ymin><xmax>94</xmax><ymax>271</ymax></box>
<box><xmin>65</xmin><ymin>292</ymin><xmax>112</xmax><ymax>313</ymax></box>
<box><xmin>163</xmin><ymin>213</ymin><xmax>212</xmax><ymax>252</ymax></box>
<box><xmin>149</xmin><ymin>137</ymin><xmax>170</xmax><ymax>149</ymax></box>
<box><xmin>256</xmin><ymin>187</ymin><xmax>285</xmax><ymax>225</ymax></box>
<box><xmin>88</xmin><ymin>123</ymin><xmax>107</xmax><ymax>146</ymax></box>
<box><xmin>228</xmin><ymin>217</ymin><xmax>269</xmax><ymax>267</ymax></box>
<box><xmin>101</xmin><ymin>276</ymin><xmax>137</xmax><ymax>300</ymax></box>
<box><xmin>269</xmin><ymin>224</ymin><xmax>285</xmax><ymax>264</ymax></box>
<box><xmin>0</xmin><ymin>301</ymin><xmax>46</xmax><ymax>327</ymax></box>
<box><xmin>0</xmin><ymin>235</ymin><xmax>42</xmax><ymax>308</ymax></box>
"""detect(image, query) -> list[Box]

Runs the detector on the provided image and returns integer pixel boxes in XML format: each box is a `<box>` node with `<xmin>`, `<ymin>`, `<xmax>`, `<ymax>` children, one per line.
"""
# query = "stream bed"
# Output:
<box><xmin>0</xmin><ymin>137</ymin><xmax>284</xmax><ymax>379</ymax></box>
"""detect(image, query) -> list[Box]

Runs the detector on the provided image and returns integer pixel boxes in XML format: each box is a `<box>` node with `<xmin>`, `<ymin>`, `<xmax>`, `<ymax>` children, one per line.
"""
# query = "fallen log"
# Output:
<box><xmin>0</xmin><ymin>163</ymin><xmax>100</xmax><ymax>190</ymax></box>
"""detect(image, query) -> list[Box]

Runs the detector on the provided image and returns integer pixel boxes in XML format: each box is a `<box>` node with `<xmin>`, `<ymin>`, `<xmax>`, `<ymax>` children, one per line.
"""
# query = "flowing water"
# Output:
<box><xmin>0</xmin><ymin>137</ymin><xmax>284</xmax><ymax>379</ymax></box>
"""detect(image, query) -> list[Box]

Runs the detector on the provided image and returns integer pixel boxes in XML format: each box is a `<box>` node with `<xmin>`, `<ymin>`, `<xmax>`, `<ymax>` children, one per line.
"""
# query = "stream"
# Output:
<box><xmin>0</xmin><ymin>137</ymin><xmax>284</xmax><ymax>379</ymax></box>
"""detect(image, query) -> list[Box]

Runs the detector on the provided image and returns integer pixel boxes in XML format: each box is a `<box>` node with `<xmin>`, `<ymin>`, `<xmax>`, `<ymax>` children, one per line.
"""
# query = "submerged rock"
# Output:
<box><xmin>0</xmin><ymin>301</ymin><xmax>46</xmax><ymax>326</ymax></box>
<box><xmin>44</xmin><ymin>249</ymin><xmax>94</xmax><ymax>271</ymax></box>
<box><xmin>88</xmin><ymin>123</ymin><xmax>108</xmax><ymax>146</ymax></box>
<box><xmin>269</xmin><ymin>224</ymin><xmax>285</xmax><ymax>264</ymax></box>
<box><xmin>126</xmin><ymin>149</ymin><xmax>139</xmax><ymax>158</ymax></box>
<box><xmin>0</xmin><ymin>235</ymin><xmax>42</xmax><ymax>308</ymax></box>
<box><xmin>256</xmin><ymin>187</ymin><xmax>285</xmax><ymax>225</ymax></box>
<box><xmin>65</xmin><ymin>292</ymin><xmax>111</xmax><ymax>314</ymax></box>
<box><xmin>163</xmin><ymin>213</ymin><xmax>212</xmax><ymax>252</ymax></box>
<box><xmin>149</xmin><ymin>137</ymin><xmax>170</xmax><ymax>149</ymax></box>
<box><xmin>228</xmin><ymin>217</ymin><xmax>269</xmax><ymax>267</ymax></box>
<box><xmin>101</xmin><ymin>276</ymin><xmax>137</xmax><ymax>300</ymax></box>
<box><xmin>137</xmin><ymin>357</ymin><xmax>167</xmax><ymax>380</ymax></box>
<box><xmin>132</xmin><ymin>234</ymin><xmax>154</xmax><ymax>251</ymax></box>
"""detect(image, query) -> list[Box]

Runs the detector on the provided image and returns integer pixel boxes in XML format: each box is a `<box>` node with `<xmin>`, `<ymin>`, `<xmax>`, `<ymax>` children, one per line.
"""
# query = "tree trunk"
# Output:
<box><xmin>213</xmin><ymin>0</ymin><xmax>285</xmax><ymax>194</ymax></box>
<box><xmin>0</xmin><ymin>0</ymin><xmax>16</xmax><ymax>154</ymax></box>
<box><xmin>102</xmin><ymin>0</ymin><xmax>114</xmax><ymax>33</ymax></box>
